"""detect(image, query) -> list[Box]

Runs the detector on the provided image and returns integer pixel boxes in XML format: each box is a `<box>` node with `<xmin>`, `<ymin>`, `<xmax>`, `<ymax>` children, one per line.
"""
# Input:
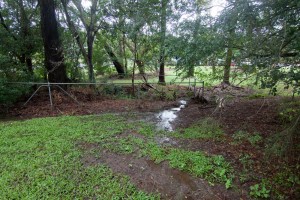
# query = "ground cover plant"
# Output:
<box><xmin>1</xmin><ymin>91</ymin><xmax>300</xmax><ymax>199</ymax></box>
<box><xmin>0</xmin><ymin>113</ymin><xmax>239</xmax><ymax>199</ymax></box>
<box><xmin>0</xmin><ymin>115</ymin><xmax>158</xmax><ymax>199</ymax></box>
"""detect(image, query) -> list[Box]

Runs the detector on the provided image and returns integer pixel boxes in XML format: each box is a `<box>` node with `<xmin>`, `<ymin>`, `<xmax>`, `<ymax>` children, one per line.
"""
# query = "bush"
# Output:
<box><xmin>0</xmin><ymin>77</ymin><xmax>30</xmax><ymax>106</ymax></box>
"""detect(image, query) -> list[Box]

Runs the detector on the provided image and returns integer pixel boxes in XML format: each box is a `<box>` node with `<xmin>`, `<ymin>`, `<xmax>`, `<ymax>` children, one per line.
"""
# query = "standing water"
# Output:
<box><xmin>156</xmin><ymin>100</ymin><xmax>187</xmax><ymax>131</ymax></box>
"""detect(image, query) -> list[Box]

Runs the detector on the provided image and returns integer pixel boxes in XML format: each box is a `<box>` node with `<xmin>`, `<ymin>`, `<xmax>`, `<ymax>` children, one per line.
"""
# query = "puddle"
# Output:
<box><xmin>156</xmin><ymin>100</ymin><xmax>187</xmax><ymax>131</ymax></box>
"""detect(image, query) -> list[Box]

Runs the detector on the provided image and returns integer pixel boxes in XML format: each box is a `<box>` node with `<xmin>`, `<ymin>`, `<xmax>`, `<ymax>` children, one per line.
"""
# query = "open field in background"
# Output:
<box><xmin>99</xmin><ymin>66</ymin><xmax>296</xmax><ymax>97</ymax></box>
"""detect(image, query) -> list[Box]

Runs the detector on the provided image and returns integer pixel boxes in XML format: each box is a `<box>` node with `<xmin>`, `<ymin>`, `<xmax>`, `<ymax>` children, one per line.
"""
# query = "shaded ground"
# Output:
<box><xmin>4</xmin><ymin>88</ymin><xmax>176</xmax><ymax>119</ymax></box>
<box><xmin>2</xmin><ymin>86</ymin><xmax>299</xmax><ymax>199</ymax></box>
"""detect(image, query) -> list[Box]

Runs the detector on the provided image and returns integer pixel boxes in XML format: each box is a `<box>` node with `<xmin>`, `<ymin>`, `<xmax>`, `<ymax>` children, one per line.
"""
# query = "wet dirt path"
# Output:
<box><xmin>81</xmin><ymin>149</ymin><xmax>239</xmax><ymax>200</ymax></box>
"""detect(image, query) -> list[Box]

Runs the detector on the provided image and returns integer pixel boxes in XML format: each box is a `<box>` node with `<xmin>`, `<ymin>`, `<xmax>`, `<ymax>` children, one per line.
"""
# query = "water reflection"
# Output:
<box><xmin>156</xmin><ymin>100</ymin><xmax>187</xmax><ymax>131</ymax></box>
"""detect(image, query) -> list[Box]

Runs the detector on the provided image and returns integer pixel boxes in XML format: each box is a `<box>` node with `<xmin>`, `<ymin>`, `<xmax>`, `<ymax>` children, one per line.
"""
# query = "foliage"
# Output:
<box><xmin>265</xmin><ymin>97</ymin><xmax>300</xmax><ymax>162</ymax></box>
<box><xmin>278</xmin><ymin>98</ymin><xmax>300</xmax><ymax>123</ymax></box>
<box><xmin>0</xmin><ymin>71</ymin><xmax>31</xmax><ymax>106</ymax></box>
<box><xmin>0</xmin><ymin>115</ymin><xmax>158</xmax><ymax>199</ymax></box>
<box><xmin>232</xmin><ymin>130</ymin><xmax>262</xmax><ymax>146</ymax></box>
<box><xmin>250</xmin><ymin>182</ymin><xmax>271</xmax><ymax>199</ymax></box>
<box><xmin>166</xmin><ymin>149</ymin><xmax>233</xmax><ymax>187</ymax></box>
<box><xmin>172</xmin><ymin>118</ymin><xmax>224</xmax><ymax>139</ymax></box>
<box><xmin>100</xmin><ymin>84</ymin><xmax>127</xmax><ymax>97</ymax></box>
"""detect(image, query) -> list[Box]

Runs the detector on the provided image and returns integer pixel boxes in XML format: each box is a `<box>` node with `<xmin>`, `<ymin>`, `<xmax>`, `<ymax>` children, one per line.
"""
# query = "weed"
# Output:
<box><xmin>232</xmin><ymin>130</ymin><xmax>248</xmax><ymax>142</ymax></box>
<box><xmin>138</xmin><ymin>123</ymin><xmax>157</xmax><ymax>137</ymax></box>
<box><xmin>278</xmin><ymin>98</ymin><xmax>300</xmax><ymax>123</ymax></box>
<box><xmin>248</xmin><ymin>133</ymin><xmax>263</xmax><ymax>145</ymax></box>
<box><xmin>166</xmin><ymin>149</ymin><xmax>234</xmax><ymax>187</ymax></box>
<box><xmin>99</xmin><ymin>131</ymin><xmax>234</xmax><ymax>188</ymax></box>
<box><xmin>232</xmin><ymin>130</ymin><xmax>262</xmax><ymax>146</ymax></box>
<box><xmin>102</xmin><ymin>137</ymin><xmax>137</xmax><ymax>154</ymax></box>
<box><xmin>250</xmin><ymin>182</ymin><xmax>270</xmax><ymax>199</ymax></box>
<box><xmin>146</xmin><ymin>142</ymin><xmax>168</xmax><ymax>163</ymax></box>
<box><xmin>172</xmin><ymin>118</ymin><xmax>224</xmax><ymax>139</ymax></box>
<box><xmin>0</xmin><ymin>115</ymin><xmax>158</xmax><ymax>199</ymax></box>
<box><xmin>239</xmin><ymin>154</ymin><xmax>254</xmax><ymax>170</ymax></box>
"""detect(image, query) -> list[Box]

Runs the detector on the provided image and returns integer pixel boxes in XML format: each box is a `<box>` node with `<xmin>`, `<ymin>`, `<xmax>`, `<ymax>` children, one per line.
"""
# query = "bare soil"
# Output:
<box><xmin>78</xmin><ymin>142</ymin><xmax>244</xmax><ymax>200</ymax></box>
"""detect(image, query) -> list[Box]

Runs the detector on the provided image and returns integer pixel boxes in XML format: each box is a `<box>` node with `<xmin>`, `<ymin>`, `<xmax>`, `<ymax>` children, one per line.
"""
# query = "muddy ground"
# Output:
<box><xmin>1</xmin><ymin>86</ymin><xmax>299</xmax><ymax>199</ymax></box>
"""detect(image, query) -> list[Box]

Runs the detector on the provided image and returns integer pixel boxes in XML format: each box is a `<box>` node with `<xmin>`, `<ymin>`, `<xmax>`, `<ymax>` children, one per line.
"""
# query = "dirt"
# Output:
<box><xmin>1</xmin><ymin>86</ymin><xmax>297</xmax><ymax>199</ymax></box>
<box><xmin>3</xmin><ymin>88</ymin><xmax>176</xmax><ymax>119</ymax></box>
<box><xmin>78</xmin><ymin>142</ymin><xmax>245</xmax><ymax>200</ymax></box>
<box><xmin>176</xmin><ymin>97</ymin><xmax>282</xmax><ymax>136</ymax></box>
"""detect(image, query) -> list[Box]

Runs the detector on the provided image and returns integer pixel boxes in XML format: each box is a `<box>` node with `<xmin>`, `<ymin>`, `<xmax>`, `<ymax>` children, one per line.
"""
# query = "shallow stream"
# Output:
<box><xmin>155</xmin><ymin>100</ymin><xmax>187</xmax><ymax>131</ymax></box>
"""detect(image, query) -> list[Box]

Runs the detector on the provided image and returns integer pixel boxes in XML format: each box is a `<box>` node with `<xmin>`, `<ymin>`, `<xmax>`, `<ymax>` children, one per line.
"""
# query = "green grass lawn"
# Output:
<box><xmin>102</xmin><ymin>66</ymin><xmax>204</xmax><ymax>87</ymax></box>
<box><xmin>0</xmin><ymin>115</ymin><xmax>158</xmax><ymax>199</ymax></box>
<box><xmin>0</xmin><ymin>114</ymin><xmax>234</xmax><ymax>199</ymax></box>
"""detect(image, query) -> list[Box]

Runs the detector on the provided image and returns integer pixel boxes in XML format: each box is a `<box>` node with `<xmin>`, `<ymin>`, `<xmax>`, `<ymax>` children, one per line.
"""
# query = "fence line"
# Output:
<box><xmin>7</xmin><ymin>77</ymin><xmax>204</xmax><ymax>108</ymax></box>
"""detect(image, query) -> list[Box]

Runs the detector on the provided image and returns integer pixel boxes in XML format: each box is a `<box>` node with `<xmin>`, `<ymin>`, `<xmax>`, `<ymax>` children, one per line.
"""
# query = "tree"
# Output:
<box><xmin>39</xmin><ymin>0</ymin><xmax>67</xmax><ymax>83</ymax></box>
<box><xmin>0</xmin><ymin>0</ymin><xmax>41</xmax><ymax>76</ymax></box>
<box><xmin>104</xmin><ymin>42</ymin><xmax>125</xmax><ymax>75</ymax></box>
<box><xmin>254</xmin><ymin>0</ymin><xmax>300</xmax><ymax>94</ymax></box>
<box><xmin>216</xmin><ymin>0</ymin><xmax>300</xmax><ymax>91</ymax></box>
<box><xmin>167</xmin><ymin>4</ymin><xmax>219</xmax><ymax>79</ymax></box>
<box><xmin>158</xmin><ymin>0</ymin><xmax>168</xmax><ymax>84</ymax></box>
<box><xmin>61</xmin><ymin>0</ymin><xmax>103</xmax><ymax>83</ymax></box>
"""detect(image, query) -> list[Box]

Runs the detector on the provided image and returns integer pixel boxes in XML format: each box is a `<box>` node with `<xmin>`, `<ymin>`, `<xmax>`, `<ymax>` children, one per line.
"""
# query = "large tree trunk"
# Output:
<box><xmin>158</xmin><ymin>0</ymin><xmax>168</xmax><ymax>84</ymax></box>
<box><xmin>39</xmin><ymin>0</ymin><xmax>67</xmax><ymax>83</ymax></box>
<box><xmin>104</xmin><ymin>43</ymin><xmax>125</xmax><ymax>77</ymax></box>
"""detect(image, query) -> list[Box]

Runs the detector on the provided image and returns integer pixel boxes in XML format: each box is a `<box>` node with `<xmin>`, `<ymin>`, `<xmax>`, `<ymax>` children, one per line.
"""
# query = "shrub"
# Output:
<box><xmin>0</xmin><ymin>77</ymin><xmax>30</xmax><ymax>106</ymax></box>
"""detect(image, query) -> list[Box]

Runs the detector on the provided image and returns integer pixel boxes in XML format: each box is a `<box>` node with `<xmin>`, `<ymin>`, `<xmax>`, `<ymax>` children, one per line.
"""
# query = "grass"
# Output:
<box><xmin>2</xmin><ymin>111</ymin><xmax>297</xmax><ymax>198</ymax></box>
<box><xmin>100</xmin><ymin>120</ymin><xmax>234</xmax><ymax>188</ymax></box>
<box><xmin>171</xmin><ymin>118</ymin><xmax>224</xmax><ymax>139</ymax></box>
<box><xmin>102</xmin><ymin>66</ymin><xmax>204</xmax><ymax>87</ymax></box>
<box><xmin>232</xmin><ymin>130</ymin><xmax>263</xmax><ymax>146</ymax></box>
<box><xmin>0</xmin><ymin>114</ymin><xmax>236</xmax><ymax>198</ymax></box>
<box><xmin>0</xmin><ymin>115</ymin><xmax>158</xmax><ymax>199</ymax></box>
<box><xmin>102</xmin><ymin>136</ymin><xmax>234</xmax><ymax>187</ymax></box>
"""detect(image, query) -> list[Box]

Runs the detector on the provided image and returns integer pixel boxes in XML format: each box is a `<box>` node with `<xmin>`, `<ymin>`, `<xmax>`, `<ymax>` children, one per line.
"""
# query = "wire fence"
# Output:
<box><xmin>7</xmin><ymin>75</ymin><xmax>204</xmax><ymax>107</ymax></box>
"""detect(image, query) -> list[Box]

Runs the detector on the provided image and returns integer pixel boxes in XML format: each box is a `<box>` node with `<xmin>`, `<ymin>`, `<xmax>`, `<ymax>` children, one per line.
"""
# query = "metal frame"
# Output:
<box><xmin>9</xmin><ymin>75</ymin><xmax>204</xmax><ymax>107</ymax></box>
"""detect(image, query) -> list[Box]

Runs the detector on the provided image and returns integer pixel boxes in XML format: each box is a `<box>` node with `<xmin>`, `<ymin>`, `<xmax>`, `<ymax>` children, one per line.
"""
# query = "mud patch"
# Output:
<box><xmin>80</xmin><ymin>146</ymin><xmax>243</xmax><ymax>200</ymax></box>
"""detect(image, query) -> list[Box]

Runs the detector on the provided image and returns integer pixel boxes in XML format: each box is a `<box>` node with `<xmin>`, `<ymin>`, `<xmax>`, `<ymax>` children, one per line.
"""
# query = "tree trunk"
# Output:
<box><xmin>187</xmin><ymin>66</ymin><xmax>194</xmax><ymax>77</ymax></box>
<box><xmin>26</xmin><ymin>57</ymin><xmax>33</xmax><ymax>75</ymax></box>
<box><xmin>158</xmin><ymin>0</ymin><xmax>168</xmax><ymax>84</ymax></box>
<box><xmin>39</xmin><ymin>0</ymin><xmax>67</xmax><ymax>83</ymax></box>
<box><xmin>122</xmin><ymin>32</ymin><xmax>128</xmax><ymax>74</ymax></box>
<box><xmin>212</xmin><ymin>65</ymin><xmax>216</xmax><ymax>76</ymax></box>
<box><xmin>223</xmin><ymin>24</ymin><xmax>235</xmax><ymax>85</ymax></box>
<box><xmin>19</xmin><ymin>0</ymin><xmax>34</xmax><ymax>76</ymax></box>
<box><xmin>136</xmin><ymin>60</ymin><xmax>145</xmax><ymax>75</ymax></box>
<box><xmin>87</xmin><ymin>30</ymin><xmax>95</xmax><ymax>82</ymax></box>
<box><xmin>61</xmin><ymin>0</ymin><xmax>91</xmax><ymax>80</ymax></box>
<box><xmin>104</xmin><ymin>43</ymin><xmax>125</xmax><ymax>77</ymax></box>
<box><xmin>223</xmin><ymin>47</ymin><xmax>233</xmax><ymax>85</ymax></box>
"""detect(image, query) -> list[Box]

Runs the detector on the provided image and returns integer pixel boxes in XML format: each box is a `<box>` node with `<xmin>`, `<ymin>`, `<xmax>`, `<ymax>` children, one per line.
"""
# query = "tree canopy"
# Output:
<box><xmin>0</xmin><ymin>0</ymin><xmax>299</xmax><ymax>103</ymax></box>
